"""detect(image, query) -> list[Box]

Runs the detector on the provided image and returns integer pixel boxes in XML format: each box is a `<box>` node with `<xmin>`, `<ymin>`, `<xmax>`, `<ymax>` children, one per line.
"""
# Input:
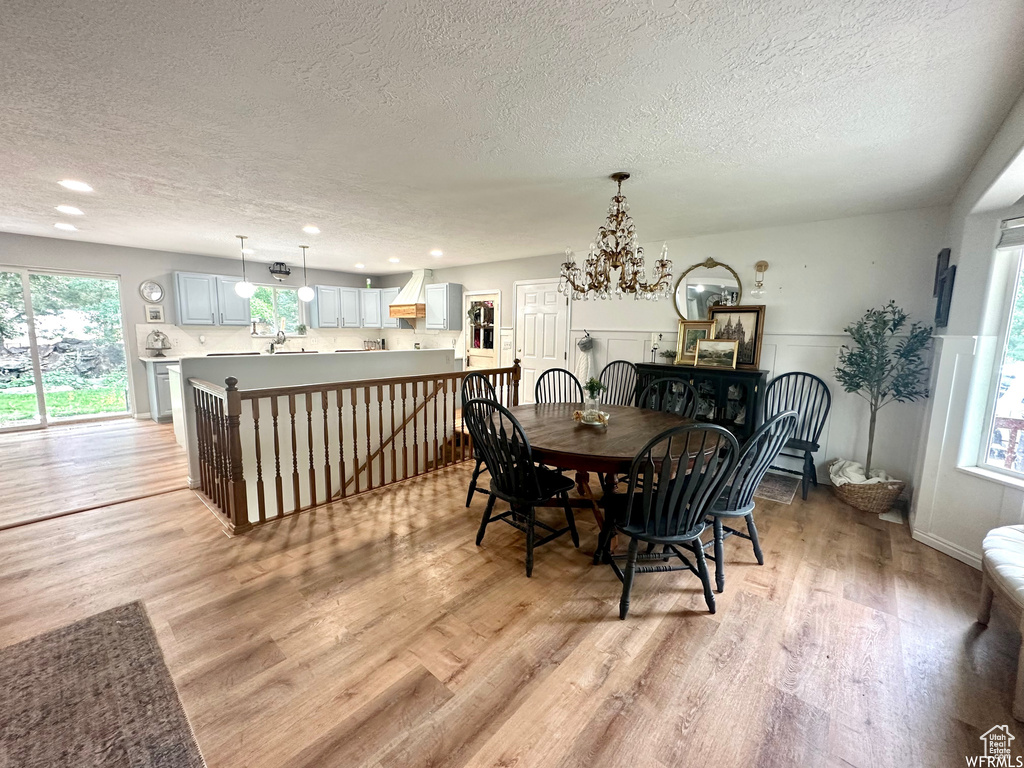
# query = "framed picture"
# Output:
<box><xmin>935</xmin><ymin>263</ymin><xmax>956</xmax><ymax>328</ymax></box>
<box><xmin>146</xmin><ymin>305</ymin><xmax>165</xmax><ymax>323</ymax></box>
<box><xmin>674</xmin><ymin>320</ymin><xmax>715</xmax><ymax>365</ymax></box>
<box><xmin>694</xmin><ymin>338</ymin><xmax>739</xmax><ymax>369</ymax></box>
<box><xmin>933</xmin><ymin>248</ymin><xmax>951</xmax><ymax>298</ymax></box>
<box><xmin>708</xmin><ymin>305</ymin><xmax>766</xmax><ymax>369</ymax></box>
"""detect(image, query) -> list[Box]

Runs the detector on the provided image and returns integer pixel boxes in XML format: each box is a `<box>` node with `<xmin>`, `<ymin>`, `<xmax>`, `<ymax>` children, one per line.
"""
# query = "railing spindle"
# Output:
<box><xmin>306</xmin><ymin>392</ymin><xmax>317</xmax><ymax>508</ymax></box>
<box><xmin>289</xmin><ymin>394</ymin><xmax>300</xmax><ymax>511</ymax></box>
<box><xmin>252</xmin><ymin>397</ymin><xmax>266</xmax><ymax>522</ymax></box>
<box><xmin>337</xmin><ymin>387</ymin><xmax>347</xmax><ymax>499</ymax></box>
<box><xmin>271</xmin><ymin>396</ymin><xmax>283</xmax><ymax>518</ymax></box>
<box><xmin>322</xmin><ymin>391</ymin><xmax>332</xmax><ymax>502</ymax></box>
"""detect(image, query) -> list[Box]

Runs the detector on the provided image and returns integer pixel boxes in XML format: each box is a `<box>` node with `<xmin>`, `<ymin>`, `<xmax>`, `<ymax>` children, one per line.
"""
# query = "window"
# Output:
<box><xmin>250</xmin><ymin>285</ymin><xmax>302</xmax><ymax>335</ymax></box>
<box><xmin>984</xmin><ymin>244</ymin><xmax>1024</xmax><ymax>477</ymax></box>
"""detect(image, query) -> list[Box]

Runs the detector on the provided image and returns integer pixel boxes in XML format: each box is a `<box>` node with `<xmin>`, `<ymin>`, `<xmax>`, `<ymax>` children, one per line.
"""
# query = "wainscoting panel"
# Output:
<box><xmin>567</xmin><ymin>328</ymin><xmax>926</xmax><ymax>485</ymax></box>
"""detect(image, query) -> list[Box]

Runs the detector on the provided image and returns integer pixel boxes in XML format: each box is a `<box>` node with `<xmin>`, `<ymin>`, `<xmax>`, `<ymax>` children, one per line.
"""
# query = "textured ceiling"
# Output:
<box><xmin>2</xmin><ymin>0</ymin><xmax>1023</xmax><ymax>273</ymax></box>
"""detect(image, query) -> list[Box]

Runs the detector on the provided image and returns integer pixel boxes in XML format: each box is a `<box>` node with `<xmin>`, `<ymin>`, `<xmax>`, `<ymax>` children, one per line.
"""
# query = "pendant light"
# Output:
<box><xmin>297</xmin><ymin>245</ymin><xmax>315</xmax><ymax>302</ymax></box>
<box><xmin>234</xmin><ymin>235</ymin><xmax>256</xmax><ymax>298</ymax></box>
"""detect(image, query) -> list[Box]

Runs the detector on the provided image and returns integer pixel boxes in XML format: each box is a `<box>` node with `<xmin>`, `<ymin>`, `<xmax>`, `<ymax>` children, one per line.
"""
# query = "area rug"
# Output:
<box><xmin>753</xmin><ymin>471</ymin><xmax>801</xmax><ymax>505</ymax></box>
<box><xmin>0</xmin><ymin>601</ymin><xmax>205</xmax><ymax>768</ymax></box>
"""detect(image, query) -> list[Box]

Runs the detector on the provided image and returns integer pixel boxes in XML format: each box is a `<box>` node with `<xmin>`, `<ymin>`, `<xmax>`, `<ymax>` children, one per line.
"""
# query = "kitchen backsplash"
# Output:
<box><xmin>135</xmin><ymin>324</ymin><xmax>463</xmax><ymax>359</ymax></box>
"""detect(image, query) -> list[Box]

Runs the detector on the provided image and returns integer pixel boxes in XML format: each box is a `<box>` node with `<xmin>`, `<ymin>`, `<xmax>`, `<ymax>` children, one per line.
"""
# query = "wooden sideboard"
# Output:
<box><xmin>635</xmin><ymin>362</ymin><xmax>770</xmax><ymax>442</ymax></box>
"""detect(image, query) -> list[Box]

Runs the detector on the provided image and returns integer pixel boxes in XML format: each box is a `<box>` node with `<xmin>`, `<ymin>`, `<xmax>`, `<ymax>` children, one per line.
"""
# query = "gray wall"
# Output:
<box><xmin>0</xmin><ymin>231</ymin><xmax>380</xmax><ymax>415</ymax></box>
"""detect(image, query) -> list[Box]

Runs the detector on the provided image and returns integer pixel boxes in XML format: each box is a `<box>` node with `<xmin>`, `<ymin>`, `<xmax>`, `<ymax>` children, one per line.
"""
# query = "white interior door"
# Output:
<box><xmin>514</xmin><ymin>280</ymin><xmax>569</xmax><ymax>404</ymax></box>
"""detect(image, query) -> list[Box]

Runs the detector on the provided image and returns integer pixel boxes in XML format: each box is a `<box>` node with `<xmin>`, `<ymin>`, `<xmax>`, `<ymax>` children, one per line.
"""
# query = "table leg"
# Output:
<box><xmin>575</xmin><ymin>470</ymin><xmax>603</xmax><ymax>530</ymax></box>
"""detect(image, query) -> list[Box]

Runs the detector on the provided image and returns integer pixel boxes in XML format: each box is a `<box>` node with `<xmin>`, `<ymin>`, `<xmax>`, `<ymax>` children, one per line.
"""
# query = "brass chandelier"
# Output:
<box><xmin>558</xmin><ymin>172</ymin><xmax>673</xmax><ymax>301</ymax></box>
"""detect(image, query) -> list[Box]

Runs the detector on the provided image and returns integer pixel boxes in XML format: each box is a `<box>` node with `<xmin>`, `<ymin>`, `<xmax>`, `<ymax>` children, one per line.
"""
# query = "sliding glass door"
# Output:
<box><xmin>0</xmin><ymin>268</ymin><xmax>130</xmax><ymax>431</ymax></box>
<box><xmin>0</xmin><ymin>271</ymin><xmax>43</xmax><ymax>428</ymax></box>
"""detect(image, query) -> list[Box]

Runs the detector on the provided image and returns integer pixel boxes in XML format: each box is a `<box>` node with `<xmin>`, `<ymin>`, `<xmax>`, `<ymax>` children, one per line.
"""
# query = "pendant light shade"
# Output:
<box><xmin>298</xmin><ymin>245</ymin><xmax>314</xmax><ymax>302</ymax></box>
<box><xmin>234</xmin><ymin>235</ymin><xmax>256</xmax><ymax>298</ymax></box>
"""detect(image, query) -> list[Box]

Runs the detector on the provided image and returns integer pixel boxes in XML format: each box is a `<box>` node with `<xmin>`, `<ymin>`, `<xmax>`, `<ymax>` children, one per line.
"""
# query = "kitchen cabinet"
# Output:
<box><xmin>142</xmin><ymin>358</ymin><xmax>176</xmax><ymax>422</ymax></box>
<box><xmin>425</xmin><ymin>283</ymin><xmax>463</xmax><ymax>331</ymax></box>
<box><xmin>340</xmin><ymin>287</ymin><xmax>360</xmax><ymax>328</ymax></box>
<box><xmin>175</xmin><ymin>272</ymin><xmax>218</xmax><ymax>325</ymax></box>
<box><xmin>174</xmin><ymin>272</ymin><xmax>250</xmax><ymax>327</ymax></box>
<box><xmin>312</xmin><ymin>285</ymin><xmax>361</xmax><ymax>328</ymax></box>
<box><xmin>313</xmin><ymin>285</ymin><xmax>341</xmax><ymax>328</ymax></box>
<box><xmin>360</xmin><ymin>288</ymin><xmax>383</xmax><ymax>328</ymax></box>
<box><xmin>381</xmin><ymin>286</ymin><xmax>405</xmax><ymax>329</ymax></box>
<box><xmin>215</xmin><ymin>276</ymin><xmax>252</xmax><ymax>326</ymax></box>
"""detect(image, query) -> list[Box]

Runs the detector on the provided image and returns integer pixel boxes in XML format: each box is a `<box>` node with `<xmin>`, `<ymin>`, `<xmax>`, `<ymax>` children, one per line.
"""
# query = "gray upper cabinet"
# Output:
<box><xmin>381</xmin><ymin>286</ymin><xmax>402</xmax><ymax>329</ymax></box>
<box><xmin>312</xmin><ymin>285</ymin><xmax>341</xmax><ymax>328</ymax></box>
<box><xmin>360</xmin><ymin>288</ymin><xmax>382</xmax><ymax>328</ymax></box>
<box><xmin>340</xmin><ymin>287</ymin><xmax>360</xmax><ymax>328</ymax></box>
<box><xmin>175</xmin><ymin>272</ymin><xmax>218</xmax><ymax>325</ymax></box>
<box><xmin>215</xmin><ymin>277</ymin><xmax>252</xmax><ymax>326</ymax></box>
<box><xmin>425</xmin><ymin>283</ymin><xmax>463</xmax><ymax>331</ymax></box>
<box><xmin>174</xmin><ymin>271</ymin><xmax>251</xmax><ymax>327</ymax></box>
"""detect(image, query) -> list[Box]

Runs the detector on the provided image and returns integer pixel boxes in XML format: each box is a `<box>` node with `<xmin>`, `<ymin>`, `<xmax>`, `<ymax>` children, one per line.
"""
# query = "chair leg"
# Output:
<box><xmin>562</xmin><ymin>492</ymin><xmax>579</xmax><ymax>548</ymax></box>
<box><xmin>978</xmin><ymin>568</ymin><xmax>994</xmax><ymax>625</ymax></box>
<box><xmin>619</xmin><ymin>538</ymin><xmax>640</xmax><ymax>620</ymax></box>
<box><xmin>746</xmin><ymin>514</ymin><xmax>764</xmax><ymax>565</ymax></box>
<box><xmin>465</xmin><ymin>458</ymin><xmax>484</xmax><ymax>507</ymax></box>
<box><xmin>476</xmin><ymin>494</ymin><xmax>496</xmax><ymax>546</ymax></box>
<box><xmin>525</xmin><ymin>505</ymin><xmax>536</xmax><ymax>578</ymax></box>
<box><xmin>801</xmin><ymin>452</ymin><xmax>812</xmax><ymax>500</ymax></box>
<box><xmin>810</xmin><ymin>457</ymin><xmax>819</xmax><ymax>487</ymax></box>
<box><xmin>713</xmin><ymin>517</ymin><xmax>725</xmax><ymax>594</ymax></box>
<box><xmin>693</xmin><ymin>540</ymin><xmax>716</xmax><ymax>614</ymax></box>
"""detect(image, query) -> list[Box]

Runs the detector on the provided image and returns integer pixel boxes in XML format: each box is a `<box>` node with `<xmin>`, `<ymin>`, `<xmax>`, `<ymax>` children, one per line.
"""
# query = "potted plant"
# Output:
<box><xmin>583</xmin><ymin>377</ymin><xmax>607</xmax><ymax>420</ymax></box>
<box><xmin>831</xmin><ymin>300</ymin><xmax>932</xmax><ymax>513</ymax></box>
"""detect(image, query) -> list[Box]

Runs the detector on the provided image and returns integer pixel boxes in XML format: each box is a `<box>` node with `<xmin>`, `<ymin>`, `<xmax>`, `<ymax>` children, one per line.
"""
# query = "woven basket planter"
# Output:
<box><xmin>828</xmin><ymin>460</ymin><xmax>905</xmax><ymax>515</ymax></box>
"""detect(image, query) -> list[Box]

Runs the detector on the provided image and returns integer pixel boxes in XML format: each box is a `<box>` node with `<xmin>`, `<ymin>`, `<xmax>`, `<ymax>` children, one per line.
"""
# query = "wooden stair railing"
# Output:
<box><xmin>190</xmin><ymin>361</ymin><xmax>520</xmax><ymax>532</ymax></box>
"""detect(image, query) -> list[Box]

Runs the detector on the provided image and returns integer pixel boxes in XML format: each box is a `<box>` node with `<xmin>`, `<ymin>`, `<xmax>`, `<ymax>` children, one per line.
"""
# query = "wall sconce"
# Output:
<box><xmin>750</xmin><ymin>260</ymin><xmax>769</xmax><ymax>297</ymax></box>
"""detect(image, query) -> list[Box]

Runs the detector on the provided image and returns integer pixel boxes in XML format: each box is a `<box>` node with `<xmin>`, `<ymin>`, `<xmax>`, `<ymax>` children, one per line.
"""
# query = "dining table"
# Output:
<box><xmin>506</xmin><ymin>402</ymin><xmax>694</xmax><ymax>533</ymax></box>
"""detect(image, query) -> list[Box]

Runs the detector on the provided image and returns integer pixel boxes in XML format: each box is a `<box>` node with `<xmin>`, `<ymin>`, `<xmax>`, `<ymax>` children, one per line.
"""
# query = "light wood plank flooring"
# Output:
<box><xmin>0</xmin><ymin>419</ymin><xmax>188</xmax><ymax>529</ymax></box>
<box><xmin>0</xmin><ymin>466</ymin><xmax>1020</xmax><ymax>767</ymax></box>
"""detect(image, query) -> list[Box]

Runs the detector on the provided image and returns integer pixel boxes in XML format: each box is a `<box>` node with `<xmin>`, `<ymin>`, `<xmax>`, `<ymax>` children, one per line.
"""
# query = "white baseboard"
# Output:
<box><xmin>187</xmin><ymin>476</ymin><xmax>200</xmax><ymax>489</ymax></box>
<box><xmin>911</xmin><ymin>529</ymin><xmax>982</xmax><ymax>570</ymax></box>
<box><xmin>133</xmin><ymin>412</ymin><xmax>151</xmax><ymax>421</ymax></box>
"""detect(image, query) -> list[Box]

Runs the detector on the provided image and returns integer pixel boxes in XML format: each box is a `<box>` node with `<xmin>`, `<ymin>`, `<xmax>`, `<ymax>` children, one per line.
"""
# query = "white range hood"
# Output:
<box><xmin>388</xmin><ymin>268</ymin><xmax>433</xmax><ymax>320</ymax></box>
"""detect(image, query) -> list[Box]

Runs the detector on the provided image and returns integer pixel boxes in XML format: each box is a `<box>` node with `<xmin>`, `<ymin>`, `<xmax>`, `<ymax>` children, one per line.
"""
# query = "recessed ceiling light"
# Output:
<box><xmin>388</xmin><ymin>257</ymin><xmax>400</xmax><ymax>263</ymax></box>
<box><xmin>302</xmin><ymin>225</ymin><xmax>320</xmax><ymax>235</ymax></box>
<box><xmin>54</xmin><ymin>222</ymin><xmax>78</xmax><ymax>231</ymax></box>
<box><xmin>55</xmin><ymin>205</ymin><xmax>83</xmax><ymax>215</ymax></box>
<box><xmin>354</xmin><ymin>263</ymin><xmax>365</xmax><ymax>269</ymax></box>
<box><xmin>58</xmin><ymin>180</ymin><xmax>93</xmax><ymax>192</ymax></box>
<box><xmin>430</xmin><ymin>249</ymin><xmax>443</xmax><ymax>257</ymax></box>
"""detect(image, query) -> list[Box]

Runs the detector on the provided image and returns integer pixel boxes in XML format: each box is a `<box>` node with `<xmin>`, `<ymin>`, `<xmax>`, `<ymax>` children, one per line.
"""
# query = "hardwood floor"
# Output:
<box><xmin>0</xmin><ymin>465</ymin><xmax>1020</xmax><ymax>767</ymax></box>
<box><xmin>0</xmin><ymin>418</ymin><xmax>188</xmax><ymax>529</ymax></box>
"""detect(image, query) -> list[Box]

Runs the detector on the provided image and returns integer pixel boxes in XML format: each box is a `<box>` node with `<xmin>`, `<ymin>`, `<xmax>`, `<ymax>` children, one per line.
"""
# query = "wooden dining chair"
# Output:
<box><xmin>762</xmin><ymin>372</ymin><xmax>831</xmax><ymax>499</ymax></box>
<box><xmin>705</xmin><ymin>410</ymin><xmax>798</xmax><ymax>593</ymax></box>
<box><xmin>463</xmin><ymin>398</ymin><xmax>579</xmax><ymax>577</ymax></box>
<box><xmin>461</xmin><ymin>373</ymin><xmax>497</xmax><ymax>507</ymax></box>
<box><xmin>596</xmin><ymin>424</ymin><xmax>739</xmax><ymax>617</ymax></box>
<box><xmin>637</xmin><ymin>377</ymin><xmax>699</xmax><ymax>419</ymax></box>
<box><xmin>599</xmin><ymin>360</ymin><xmax>638</xmax><ymax>406</ymax></box>
<box><xmin>535</xmin><ymin>369</ymin><xmax>584</xmax><ymax>405</ymax></box>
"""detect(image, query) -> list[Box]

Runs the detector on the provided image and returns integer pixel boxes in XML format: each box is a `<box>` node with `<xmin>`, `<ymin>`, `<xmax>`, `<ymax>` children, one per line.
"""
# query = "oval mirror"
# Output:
<box><xmin>673</xmin><ymin>259</ymin><xmax>742</xmax><ymax>319</ymax></box>
<box><xmin>139</xmin><ymin>280</ymin><xmax>164</xmax><ymax>303</ymax></box>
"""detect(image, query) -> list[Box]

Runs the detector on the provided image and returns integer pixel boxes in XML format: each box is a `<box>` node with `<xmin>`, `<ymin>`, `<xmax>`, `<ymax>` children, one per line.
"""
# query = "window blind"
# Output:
<box><xmin>997</xmin><ymin>217</ymin><xmax>1024</xmax><ymax>249</ymax></box>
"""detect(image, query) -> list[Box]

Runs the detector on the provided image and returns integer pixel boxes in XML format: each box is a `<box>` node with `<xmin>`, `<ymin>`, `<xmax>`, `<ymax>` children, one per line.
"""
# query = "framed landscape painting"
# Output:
<box><xmin>675</xmin><ymin>320</ymin><xmax>715</xmax><ymax>365</ymax></box>
<box><xmin>708</xmin><ymin>305</ymin><xmax>765</xmax><ymax>369</ymax></box>
<box><xmin>694</xmin><ymin>338</ymin><xmax>739</xmax><ymax>369</ymax></box>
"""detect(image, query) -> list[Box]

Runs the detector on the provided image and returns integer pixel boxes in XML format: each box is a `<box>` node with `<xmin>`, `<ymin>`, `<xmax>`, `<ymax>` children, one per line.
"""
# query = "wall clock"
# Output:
<box><xmin>139</xmin><ymin>280</ymin><xmax>164</xmax><ymax>303</ymax></box>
